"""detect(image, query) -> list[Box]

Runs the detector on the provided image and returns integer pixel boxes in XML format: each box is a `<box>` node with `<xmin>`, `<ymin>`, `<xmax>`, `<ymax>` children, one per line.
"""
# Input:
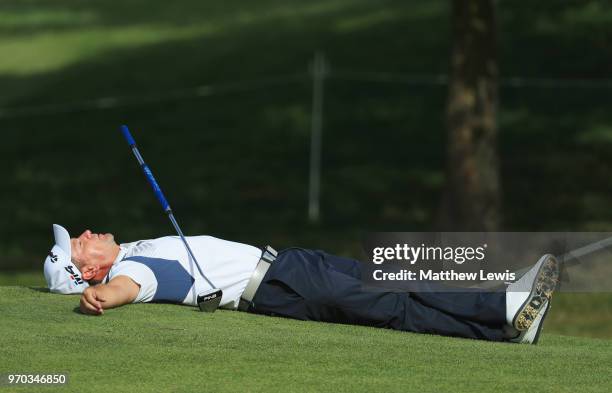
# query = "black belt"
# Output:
<box><xmin>238</xmin><ymin>245</ymin><xmax>277</xmax><ymax>311</ymax></box>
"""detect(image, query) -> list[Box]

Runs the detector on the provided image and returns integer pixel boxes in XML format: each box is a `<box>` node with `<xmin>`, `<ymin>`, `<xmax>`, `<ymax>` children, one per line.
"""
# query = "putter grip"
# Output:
<box><xmin>120</xmin><ymin>125</ymin><xmax>136</xmax><ymax>146</ymax></box>
<box><xmin>142</xmin><ymin>165</ymin><xmax>171</xmax><ymax>212</ymax></box>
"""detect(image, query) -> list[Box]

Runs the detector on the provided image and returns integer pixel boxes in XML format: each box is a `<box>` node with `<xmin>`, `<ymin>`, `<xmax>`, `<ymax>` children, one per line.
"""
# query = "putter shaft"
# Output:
<box><xmin>120</xmin><ymin>125</ymin><xmax>215</xmax><ymax>289</ymax></box>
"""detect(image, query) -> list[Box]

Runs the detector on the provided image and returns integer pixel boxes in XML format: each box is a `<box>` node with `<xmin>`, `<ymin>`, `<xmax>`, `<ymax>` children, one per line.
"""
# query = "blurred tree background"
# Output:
<box><xmin>1</xmin><ymin>0</ymin><xmax>611</xmax><ymax>275</ymax></box>
<box><xmin>442</xmin><ymin>0</ymin><xmax>501</xmax><ymax>231</ymax></box>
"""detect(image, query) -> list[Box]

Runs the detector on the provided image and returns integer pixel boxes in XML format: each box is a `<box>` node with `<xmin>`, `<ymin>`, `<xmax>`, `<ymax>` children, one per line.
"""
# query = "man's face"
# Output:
<box><xmin>70</xmin><ymin>230</ymin><xmax>118</xmax><ymax>268</ymax></box>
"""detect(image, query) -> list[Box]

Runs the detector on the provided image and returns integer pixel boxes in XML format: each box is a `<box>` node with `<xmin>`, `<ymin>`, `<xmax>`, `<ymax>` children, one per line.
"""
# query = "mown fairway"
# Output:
<box><xmin>1</xmin><ymin>286</ymin><xmax>611</xmax><ymax>393</ymax></box>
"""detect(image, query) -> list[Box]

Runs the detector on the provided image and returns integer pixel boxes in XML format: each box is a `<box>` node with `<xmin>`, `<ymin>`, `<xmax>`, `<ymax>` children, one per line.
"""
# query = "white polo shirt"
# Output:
<box><xmin>105</xmin><ymin>236</ymin><xmax>261</xmax><ymax>309</ymax></box>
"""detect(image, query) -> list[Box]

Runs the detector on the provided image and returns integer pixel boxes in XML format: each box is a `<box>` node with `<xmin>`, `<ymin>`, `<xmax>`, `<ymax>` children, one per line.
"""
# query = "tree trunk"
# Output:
<box><xmin>441</xmin><ymin>0</ymin><xmax>501</xmax><ymax>231</ymax></box>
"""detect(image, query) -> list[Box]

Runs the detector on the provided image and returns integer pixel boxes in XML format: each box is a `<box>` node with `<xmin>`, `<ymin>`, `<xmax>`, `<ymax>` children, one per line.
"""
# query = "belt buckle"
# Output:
<box><xmin>262</xmin><ymin>245</ymin><xmax>277</xmax><ymax>263</ymax></box>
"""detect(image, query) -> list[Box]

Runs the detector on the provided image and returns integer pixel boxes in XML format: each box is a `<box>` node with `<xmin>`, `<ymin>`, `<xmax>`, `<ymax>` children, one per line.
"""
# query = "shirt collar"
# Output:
<box><xmin>113</xmin><ymin>246</ymin><xmax>129</xmax><ymax>264</ymax></box>
<box><xmin>103</xmin><ymin>246</ymin><xmax>128</xmax><ymax>284</ymax></box>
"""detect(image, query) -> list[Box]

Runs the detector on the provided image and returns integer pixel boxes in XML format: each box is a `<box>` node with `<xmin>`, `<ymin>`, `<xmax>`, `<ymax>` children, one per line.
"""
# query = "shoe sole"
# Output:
<box><xmin>512</xmin><ymin>254</ymin><xmax>559</xmax><ymax>331</ymax></box>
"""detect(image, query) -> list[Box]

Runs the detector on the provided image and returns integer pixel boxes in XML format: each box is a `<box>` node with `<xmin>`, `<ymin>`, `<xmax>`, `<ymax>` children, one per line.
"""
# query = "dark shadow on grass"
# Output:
<box><xmin>0</xmin><ymin>0</ymin><xmax>451</xmax><ymax>270</ymax></box>
<box><xmin>28</xmin><ymin>287</ymin><xmax>50</xmax><ymax>293</ymax></box>
<box><xmin>72</xmin><ymin>306</ymin><xmax>104</xmax><ymax>316</ymax></box>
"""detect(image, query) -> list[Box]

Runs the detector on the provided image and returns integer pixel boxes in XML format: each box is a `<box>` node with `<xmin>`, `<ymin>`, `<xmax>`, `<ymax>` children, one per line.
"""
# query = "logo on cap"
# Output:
<box><xmin>64</xmin><ymin>265</ymin><xmax>84</xmax><ymax>285</ymax></box>
<box><xmin>49</xmin><ymin>251</ymin><xmax>58</xmax><ymax>263</ymax></box>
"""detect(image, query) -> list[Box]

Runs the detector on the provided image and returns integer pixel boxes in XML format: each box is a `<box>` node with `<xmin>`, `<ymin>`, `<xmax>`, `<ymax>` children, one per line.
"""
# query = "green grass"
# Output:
<box><xmin>544</xmin><ymin>293</ymin><xmax>612</xmax><ymax>339</ymax></box>
<box><xmin>1</xmin><ymin>286</ymin><xmax>611</xmax><ymax>393</ymax></box>
<box><xmin>0</xmin><ymin>271</ymin><xmax>46</xmax><ymax>286</ymax></box>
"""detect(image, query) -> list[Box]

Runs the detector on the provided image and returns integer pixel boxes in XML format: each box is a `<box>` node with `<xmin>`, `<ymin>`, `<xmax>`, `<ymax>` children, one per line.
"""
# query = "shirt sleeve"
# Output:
<box><xmin>109</xmin><ymin>260</ymin><xmax>157</xmax><ymax>303</ymax></box>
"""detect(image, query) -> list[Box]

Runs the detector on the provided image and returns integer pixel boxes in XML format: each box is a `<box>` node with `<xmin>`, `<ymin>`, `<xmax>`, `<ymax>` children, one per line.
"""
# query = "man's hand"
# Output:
<box><xmin>80</xmin><ymin>287</ymin><xmax>104</xmax><ymax>315</ymax></box>
<box><xmin>78</xmin><ymin>276</ymin><xmax>140</xmax><ymax>315</ymax></box>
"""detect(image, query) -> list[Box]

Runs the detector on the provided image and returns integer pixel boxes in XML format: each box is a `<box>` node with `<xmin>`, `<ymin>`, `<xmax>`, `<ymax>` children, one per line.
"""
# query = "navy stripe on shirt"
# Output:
<box><xmin>123</xmin><ymin>256</ymin><xmax>195</xmax><ymax>303</ymax></box>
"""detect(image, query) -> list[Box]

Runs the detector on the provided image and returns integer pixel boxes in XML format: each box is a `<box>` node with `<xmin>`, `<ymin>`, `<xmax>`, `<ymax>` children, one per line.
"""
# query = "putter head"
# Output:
<box><xmin>197</xmin><ymin>288</ymin><xmax>223</xmax><ymax>313</ymax></box>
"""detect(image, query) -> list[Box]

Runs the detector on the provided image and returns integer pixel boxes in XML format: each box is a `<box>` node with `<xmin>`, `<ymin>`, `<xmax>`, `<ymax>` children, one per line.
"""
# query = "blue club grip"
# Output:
<box><xmin>120</xmin><ymin>125</ymin><xmax>136</xmax><ymax>146</ymax></box>
<box><xmin>142</xmin><ymin>165</ymin><xmax>171</xmax><ymax>211</ymax></box>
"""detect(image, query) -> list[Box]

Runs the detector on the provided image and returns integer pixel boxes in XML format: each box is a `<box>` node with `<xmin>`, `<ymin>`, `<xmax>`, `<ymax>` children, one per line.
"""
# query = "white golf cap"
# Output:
<box><xmin>43</xmin><ymin>224</ymin><xmax>89</xmax><ymax>294</ymax></box>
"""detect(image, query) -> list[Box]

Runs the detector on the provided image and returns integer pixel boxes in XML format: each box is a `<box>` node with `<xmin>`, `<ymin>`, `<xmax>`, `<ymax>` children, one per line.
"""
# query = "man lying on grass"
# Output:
<box><xmin>43</xmin><ymin>224</ymin><xmax>559</xmax><ymax>344</ymax></box>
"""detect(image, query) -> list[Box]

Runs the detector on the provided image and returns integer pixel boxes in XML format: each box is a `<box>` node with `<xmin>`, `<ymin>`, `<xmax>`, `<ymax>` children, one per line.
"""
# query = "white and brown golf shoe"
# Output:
<box><xmin>506</xmin><ymin>254</ymin><xmax>560</xmax><ymax>332</ymax></box>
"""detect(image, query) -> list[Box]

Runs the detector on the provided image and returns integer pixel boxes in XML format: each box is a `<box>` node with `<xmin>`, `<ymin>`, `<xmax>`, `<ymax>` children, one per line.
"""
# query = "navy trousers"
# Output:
<box><xmin>248</xmin><ymin>248</ymin><xmax>508</xmax><ymax>342</ymax></box>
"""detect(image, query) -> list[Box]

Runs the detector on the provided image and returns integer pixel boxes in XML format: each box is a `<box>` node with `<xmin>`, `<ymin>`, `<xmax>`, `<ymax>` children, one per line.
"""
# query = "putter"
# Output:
<box><xmin>477</xmin><ymin>235</ymin><xmax>612</xmax><ymax>289</ymax></box>
<box><xmin>120</xmin><ymin>125</ymin><xmax>222</xmax><ymax>312</ymax></box>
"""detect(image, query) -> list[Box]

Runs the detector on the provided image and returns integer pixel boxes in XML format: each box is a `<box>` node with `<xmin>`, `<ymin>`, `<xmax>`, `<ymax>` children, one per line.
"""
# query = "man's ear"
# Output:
<box><xmin>81</xmin><ymin>265</ymin><xmax>99</xmax><ymax>280</ymax></box>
